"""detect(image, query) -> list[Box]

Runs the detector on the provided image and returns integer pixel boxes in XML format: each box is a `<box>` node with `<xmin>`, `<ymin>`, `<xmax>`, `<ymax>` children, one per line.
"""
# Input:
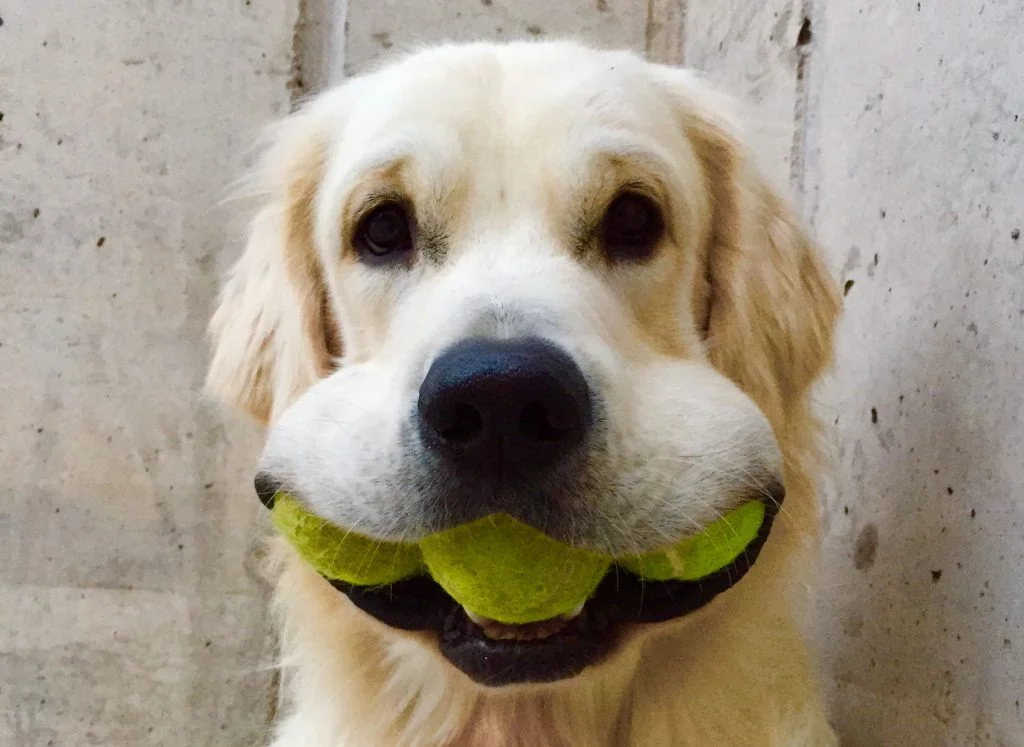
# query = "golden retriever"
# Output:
<box><xmin>206</xmin><ymin>40</ymin><xmax>841</xmax><ymax>747</ymax></box>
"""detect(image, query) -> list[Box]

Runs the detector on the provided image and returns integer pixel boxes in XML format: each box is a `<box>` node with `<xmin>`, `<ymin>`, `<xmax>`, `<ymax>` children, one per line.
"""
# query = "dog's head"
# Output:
<box><xmin>208</xmin><ymin>41</ymin><xmax>839</xmax><ymax>686</ymax></box>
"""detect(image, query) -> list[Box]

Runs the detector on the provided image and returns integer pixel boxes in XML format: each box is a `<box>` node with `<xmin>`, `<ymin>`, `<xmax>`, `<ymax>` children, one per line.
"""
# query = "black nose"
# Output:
<box><xmin>417</xmin><ymin>338</ymin><xmax>591</xmax><ymax>481</ymax></box>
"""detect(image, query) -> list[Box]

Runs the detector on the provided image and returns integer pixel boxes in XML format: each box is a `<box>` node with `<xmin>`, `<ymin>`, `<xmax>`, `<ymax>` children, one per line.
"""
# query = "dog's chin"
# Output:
<box><xmin>329</xmin><ymin>490</ymin><xmax>782</xmax><ymax>687</ymax></box>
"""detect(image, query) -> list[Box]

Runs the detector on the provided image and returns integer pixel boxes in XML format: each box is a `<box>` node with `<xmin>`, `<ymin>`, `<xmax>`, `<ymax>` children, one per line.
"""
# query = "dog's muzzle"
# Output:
<box><xmin>258</xmin><ymin>336</ymin><xmax>785</xmax><ymax>686</ymax></box>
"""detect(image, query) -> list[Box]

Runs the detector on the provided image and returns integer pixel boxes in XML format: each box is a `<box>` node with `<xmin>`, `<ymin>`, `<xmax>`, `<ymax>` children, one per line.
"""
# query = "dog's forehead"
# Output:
<box><xmin>309</xmin><ymin>43</ymin><xmax>710</xmax><ymax>248</ymax></box>
<box><xmin>337</xmin><ymin>44</ymin><xmax>681</xmax><ymax>162</ymax></box>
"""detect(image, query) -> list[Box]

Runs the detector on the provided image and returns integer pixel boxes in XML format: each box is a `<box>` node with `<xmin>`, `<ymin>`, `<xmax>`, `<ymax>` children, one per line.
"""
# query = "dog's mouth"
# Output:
<box><xmin>329</xmin><ymin>491</ymin><xmax>782</xmax><ymax>687</ymax></box>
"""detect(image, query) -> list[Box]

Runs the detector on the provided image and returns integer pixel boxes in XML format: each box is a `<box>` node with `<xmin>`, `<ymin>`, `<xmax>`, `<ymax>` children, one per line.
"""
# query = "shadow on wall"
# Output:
<box><xmin>823</xmin><ymin>298</ymin><xmax>1013</xmax><ymax>744</ymax></box>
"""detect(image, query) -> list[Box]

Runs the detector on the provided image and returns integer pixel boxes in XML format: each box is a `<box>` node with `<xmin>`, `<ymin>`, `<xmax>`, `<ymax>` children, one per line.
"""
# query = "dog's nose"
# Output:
<box><xmin>417</xmin><ymin>338</ymin><xmax>591</xmax><ymax>481</ymax></box>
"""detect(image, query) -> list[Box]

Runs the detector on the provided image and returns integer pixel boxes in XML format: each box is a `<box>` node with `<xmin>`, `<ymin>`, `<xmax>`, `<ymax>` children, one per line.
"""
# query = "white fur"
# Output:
<box><xmin>208</xmin><ymin>40</ymin><xmax>841</xmax><ymax>746</ymax></box>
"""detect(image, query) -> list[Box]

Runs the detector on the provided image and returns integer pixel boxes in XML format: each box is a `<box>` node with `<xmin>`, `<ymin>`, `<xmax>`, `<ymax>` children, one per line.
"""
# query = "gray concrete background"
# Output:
<box><xmin>0</xmin><ymin>1</ymin><xmax>290</xmax><ymax>744</ymax></box>
<box><xmin>1</xmin><ymin>0</ymin><xmax>1021</xmax><ymax>745</ymax></box>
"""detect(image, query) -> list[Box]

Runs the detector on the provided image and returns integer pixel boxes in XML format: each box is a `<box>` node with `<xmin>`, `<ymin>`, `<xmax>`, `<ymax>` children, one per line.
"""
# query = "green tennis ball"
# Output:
<box><xmin>271</xmin><ymin>493</ymin><xmax>424</xmax><ymax>586</ymax></box>
<box><xmin>419</xmin><ymin>514</ymin><xmax>611</xmax><ymax>625</ymax></box>
<box><xmin>269</xmin><ymin>492</ymin><xmax>765</xmax><ymax>624</ymax></box>
<box><xmin>618</xmin><ymin>500</ymin><xmax>766</xmax><ymax>581</ymax></box>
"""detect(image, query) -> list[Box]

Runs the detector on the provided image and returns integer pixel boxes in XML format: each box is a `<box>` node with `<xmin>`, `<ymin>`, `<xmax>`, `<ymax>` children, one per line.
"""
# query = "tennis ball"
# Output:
<box><xmin>269</xmin><ymin>492</ymin><xmax>765</xmax><ymax>624</ymax></box>
<box><xmin>617</xmin><ymin>500</ymin><xmax>766</xmax><ymax>581</ymax></box>
<box><xmin>271</xmin><ymin>493</ymin><xmax>424</xmax><ymax>586</ymax></box>
<box><xmin>420</xmin><ymin>514</ymin><xmax>612</xmax><ymax>625</ymax></box>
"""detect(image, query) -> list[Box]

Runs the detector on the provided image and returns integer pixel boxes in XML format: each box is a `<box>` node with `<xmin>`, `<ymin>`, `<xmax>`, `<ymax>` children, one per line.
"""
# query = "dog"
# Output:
<box><xmin>206</xmin><ymin>40</ymin><xmax>841</xmax><ymax>746</ymax></box>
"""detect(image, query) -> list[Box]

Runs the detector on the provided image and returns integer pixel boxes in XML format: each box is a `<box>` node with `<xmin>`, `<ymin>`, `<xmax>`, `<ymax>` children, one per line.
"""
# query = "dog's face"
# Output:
<box><xmin>208</xmin><ymin>42</ymin><xmax>838</xmax><ymax>687</ymax></box>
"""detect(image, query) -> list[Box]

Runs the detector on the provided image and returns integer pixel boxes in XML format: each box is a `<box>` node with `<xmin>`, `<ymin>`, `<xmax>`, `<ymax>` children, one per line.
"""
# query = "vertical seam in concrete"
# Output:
<box><xmin>289</xmin><ymin>0</ymin><xmax>310</xmax><ymax>103</ymax></box>
<box><xmin>291</xmin><ymin>0</ymin><xmax>339</xmax><ymax>98</ymax></box>
<box><xmin>789</xmin><ymin>0</ymin><xmax>815</xmax><ymax>208</ymax></box>
<box><xmin>265</xmin><ymin>668</ymin><xmax>282</xmax><ymax>727</ymax></box>
<box><xmin>645</xmin><ymin>0</ymin><xmax>687</xmax><ymax>65</ymax></box>
<box><xmin>801</xmin><ymin>0</ymin><xmax>825</xmax><ymax>230</ymax></box>
<box><xmin>331</xmin><ymin>0</ymin><xmax>349</xmax><ymax>83</ymax></box>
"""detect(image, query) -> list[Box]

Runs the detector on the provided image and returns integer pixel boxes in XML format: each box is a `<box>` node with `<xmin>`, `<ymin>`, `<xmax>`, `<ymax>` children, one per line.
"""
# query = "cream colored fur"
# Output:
<box><xmin>207</xmin><ymin>41</ymin><xmax>840</xmax><ymax>746</ymax></box>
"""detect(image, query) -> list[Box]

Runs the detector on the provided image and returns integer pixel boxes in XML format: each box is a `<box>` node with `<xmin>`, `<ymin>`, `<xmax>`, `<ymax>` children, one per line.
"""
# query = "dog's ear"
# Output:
<box><xmin>206</xmin><ymin>110</ymin><xmax>340</xmax><ymax>424</ymax></box>
<box><xmin>657</xmin><ymin>68</ymin><xmax>841</xmax><ymax>429</ymax></box>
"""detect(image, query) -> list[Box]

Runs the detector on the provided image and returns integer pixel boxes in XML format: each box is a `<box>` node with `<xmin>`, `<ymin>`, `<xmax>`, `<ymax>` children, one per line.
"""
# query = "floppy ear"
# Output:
<box><xmin>663</xmin><ymin>70</ymin><xmax>841</xmax><ymax>429</ymax></box>
<box><xmin>206</xmin><ymin>110</ymin><xmax>340</xmax><ymax>424</ymax></box>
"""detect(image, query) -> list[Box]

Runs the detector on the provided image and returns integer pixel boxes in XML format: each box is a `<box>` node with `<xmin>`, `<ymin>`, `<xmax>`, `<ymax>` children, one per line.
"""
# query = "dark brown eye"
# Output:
<box><xmin>601</xmin><ymin>192</ymin><xmax>663</xmax><ymax>262</ymax></box>
<box><xmin>355</xmin><ymin>202</ymin><xmax>413</xmax><ymax>262</ymax></box>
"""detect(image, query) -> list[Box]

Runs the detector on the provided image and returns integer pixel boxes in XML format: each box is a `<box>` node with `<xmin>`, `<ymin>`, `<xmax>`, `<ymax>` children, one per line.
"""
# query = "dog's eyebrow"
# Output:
<box><xmin>576</xmin><ymin>133</ymin><xmax>676</xmax><ymax>181</ymax></box>
<box><xmin>340</xmin><ymin>123</ymin><xmax>462</xmax><ymax>180</ymax></box>
<box><xmin>345</xmin><ymin>152</ymin><xmax>409</xmax><ymax>181</ymax></box>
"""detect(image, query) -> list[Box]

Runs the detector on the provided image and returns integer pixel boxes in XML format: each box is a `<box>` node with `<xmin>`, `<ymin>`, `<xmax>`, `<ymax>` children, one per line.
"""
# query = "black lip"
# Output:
<box><xmin>330</xmin><ymin>488</ymin><xmax>783</xmax><ymax>686</ymax></box>
<box><xmin>254</xmin><ymin>473</ymin><xmax>282</xmax><ymax>510</ymax></box>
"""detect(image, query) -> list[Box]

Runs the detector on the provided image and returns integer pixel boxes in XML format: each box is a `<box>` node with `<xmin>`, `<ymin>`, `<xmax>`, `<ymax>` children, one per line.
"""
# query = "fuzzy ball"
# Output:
<box><xmin>419</xmin><ymin>514</ymin><xmax>611</xmax><ymax>624</ymax></box>
<box><xmin>270</xmin><ymin>493</ymin><xmax>765</xmax><ymax>624</ymax></box>
<box><xmin>617</xmin><ymin>500</ymin><xmax>766</xmax><ymax>581</ymax></box>
<box><xmin>271</xmin><ymin>493</ymin><xmax>424</xmax><ymax>586</ymax></box>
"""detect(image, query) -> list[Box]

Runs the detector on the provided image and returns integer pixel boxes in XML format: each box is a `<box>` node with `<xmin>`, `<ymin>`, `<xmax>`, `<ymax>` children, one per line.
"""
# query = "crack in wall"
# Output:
<box><xmin>789</xmin><ymin>0</ymin><xmax>815</xmax><ymax>212</ymax></box>
<box><xmin>289</xmin><ymin>0</ymin><xmax>310</xmax><ymax>103</ymax></box>
<box><xmin>290</xmin><ymin>0</ymin><xmax>338</xmax><ymax>103</ymax></box>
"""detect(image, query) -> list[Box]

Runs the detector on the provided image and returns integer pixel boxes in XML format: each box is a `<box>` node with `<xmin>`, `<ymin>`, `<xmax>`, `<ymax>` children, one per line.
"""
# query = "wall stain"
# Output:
<box><xmin>0</xmin><ymin>212</ymin><xmax>24</xmax><ymax>242</ymax></box>
<box><xmin>841</xmin><ymin>244</ymin><xmax>862</xmax><ymax>276</ymax></box>
<box><xmin>854</xmin><ymin>523</ymin><xmax>879</xmax><ymax>570</ymax></box>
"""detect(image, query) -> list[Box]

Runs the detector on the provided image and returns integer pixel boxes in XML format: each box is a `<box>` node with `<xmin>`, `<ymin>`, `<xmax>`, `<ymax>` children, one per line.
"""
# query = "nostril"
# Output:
<box><xmin>439</xmin><ymin>402</ymin><xmax>484</xmax><ymax>444</ymax></box>
<box><xmin>519</xmin><ymin>402</ymin><xmax>574</xmax><ymax>443</ymax></box>
<box><xmin>417</xmin><ymin>337</ymin><xmax>592</xmax><ymax>477</ymax></box>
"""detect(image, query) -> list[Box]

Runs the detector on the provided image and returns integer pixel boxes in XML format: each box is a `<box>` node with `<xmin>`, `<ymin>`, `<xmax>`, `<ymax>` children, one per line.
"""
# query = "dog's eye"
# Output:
<box><xmin>355</xmin><ymin>203</ymin><xmax>414</xmax><ymax>262</ymax></box>
<box><xmin>601</xmin><ymin>192</ymin><xmax>663</xmax><ymax>262</ymax></box>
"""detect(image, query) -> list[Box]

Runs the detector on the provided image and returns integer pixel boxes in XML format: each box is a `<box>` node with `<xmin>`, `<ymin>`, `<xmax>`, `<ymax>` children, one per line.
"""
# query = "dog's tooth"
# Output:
<box><xmin>464</xmin><ymin>605</ymin><xmax>583</xmax><ymax>627</ymax></box>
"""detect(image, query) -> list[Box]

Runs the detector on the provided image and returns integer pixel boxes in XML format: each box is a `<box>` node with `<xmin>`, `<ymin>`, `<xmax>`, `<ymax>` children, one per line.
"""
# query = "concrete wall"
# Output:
<box><xmin>811</xmin><ymin>4</ymin><xmax>1024</xmax><ymax>745</ymax></box>
<box><xmin>2</xmin><ymin>0</ymin><xmax>1021</xmax><ymax>744</ymax></box>
<box><xmin>0</xmin><ymin>1</ymin><xmax>294</xmax><ymax>743</ymax></box>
